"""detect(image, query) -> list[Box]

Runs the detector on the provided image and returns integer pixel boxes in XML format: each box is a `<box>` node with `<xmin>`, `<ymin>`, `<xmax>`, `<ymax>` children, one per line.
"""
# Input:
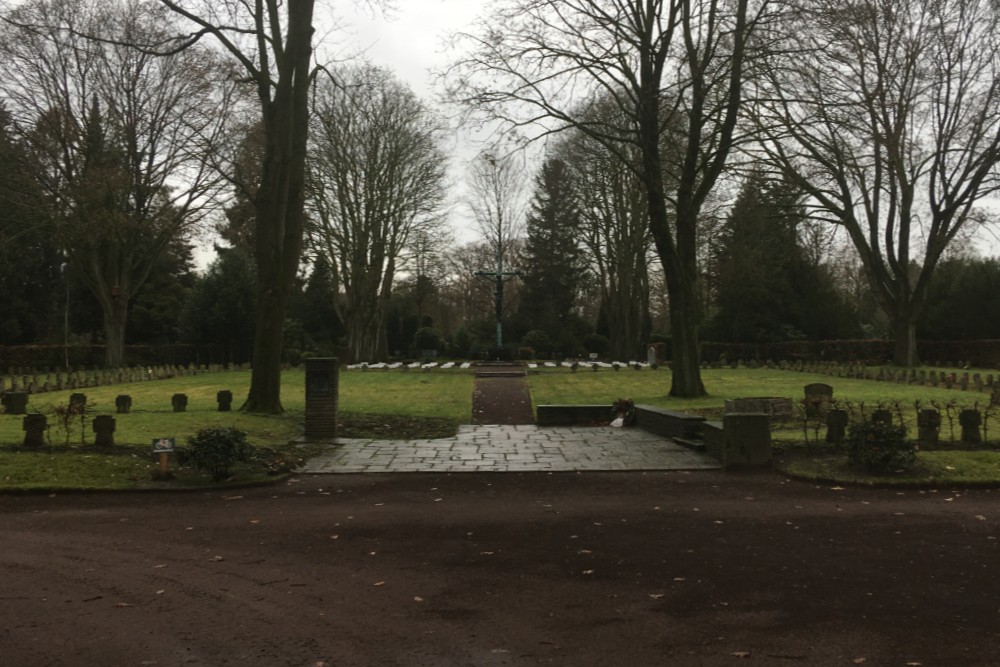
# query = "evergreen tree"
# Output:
<box><xmin>705</xmin><ymin>174</ymin><xmax>861</xmax><ymax>343</ymax></box>
<box><xmin>179</xmin><ymin>247</ymin><xmax>257</xmax><ymax>363</ymax></box>
<box><xmin>518</xmin><ymin>158</ymin><xmax>586</xmax><ymax>356</ymax></box>
<box><xmin>918</xmin><ymin>257</ymin><xmax>1000</xmax><ymax>340</ymax></box>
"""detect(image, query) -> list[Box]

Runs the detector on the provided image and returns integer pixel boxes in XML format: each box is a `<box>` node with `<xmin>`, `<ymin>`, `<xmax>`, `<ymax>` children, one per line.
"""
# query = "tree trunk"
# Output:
<box><xmin>102</xmin><ymin>299</ymin><xmax>127</xmax><ymax>368</ymax></box>
<box><xmin>241</xmin><ymin>0</ymin><xmax>315</xmax><ymax>413</ymax></box>
<box><xmin>667</xmin><ymin>272</ymin><xmax>706</xmax><ymax>397</ymax></box>
<box><xmin>891</xmin><ymin>312</ymin><xmax>919</xmax><ymax>367</ymax></box>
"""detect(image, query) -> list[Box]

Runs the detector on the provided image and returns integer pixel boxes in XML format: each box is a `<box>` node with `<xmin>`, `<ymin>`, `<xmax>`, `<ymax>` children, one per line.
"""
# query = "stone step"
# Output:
<box><xmin>672</xmin><ymin>436</ymin><xmax>706</xmax><ymax>452</ymax></box>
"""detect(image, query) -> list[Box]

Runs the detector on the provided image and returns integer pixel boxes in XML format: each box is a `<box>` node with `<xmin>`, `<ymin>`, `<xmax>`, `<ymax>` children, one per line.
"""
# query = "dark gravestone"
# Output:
<box><xmin>960</xmin><ymin>409</ymin><xmax>982</xmax><ymax>445</ymax></box>
<box><xmin>974</xmin><ymin>374</ymin><xmax>983</xmax><ymax>392</ymax></box>
<box><xmin>22</xmin><ymin>414</ymin><xmax>46</xmax><ymax>448</ymax></box>
<box><xmin>92</xmin><ymin>415</ymin><xmax>115</xmax><ymax>448</ymax></box>
<box><xmin>69</xmin><ymin>393</ymin><xmax>87</xmax><ymax>414</ymax></box>
<box><xmin>115</xmin><ymin>395</ymin><xmax>132</xmax><ymax>414</ymax></box>
<box><xmin>217</xmin><ymin>390</ymin><xmax>234</xmax><ymax>412</ymax></box>
<box><xmin>918</xmin><ymin>409</ymin><xmax>941</xmax><ymax>446</ymax></box>
<box><xmin>2</xmin><ymin>391</ymin><xmax>28</xmax><ymax>415</ymax></box>
<box><xmin>826</xmin><ymin>409</ymin><xmax>848</xmax><ymax>445</ymax></box>
<box><xmin>305</xmin><ymin>358</ymin><xmax>339</xmax><ymax>439</ymax></box>
<box><xmin>803</xmin><ymin>383</ymin><xmax>834</xmax><ymax>418</ymax></box>
<box><xmin>171</xmin><ymin>393</ymin><xmax>188</xmax><ymax>413</ymax></box>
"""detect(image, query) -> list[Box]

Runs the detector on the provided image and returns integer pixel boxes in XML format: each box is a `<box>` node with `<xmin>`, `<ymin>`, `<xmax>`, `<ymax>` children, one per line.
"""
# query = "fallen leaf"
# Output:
<box><xmin>976</xmin><ymin>515</ymin><xmax>987</xmax><ymax>521</ymax></box>
<box><xmin>649</xmin><ymin>594</ymin><xmax>665</xmax><ymax>599</ymax></box>
<box><xmin>373</xmin><ymin>581</ymin><xmax>385</xmax><ymax>587</ymax></box>
<box><xmin>223</xmin><ymin>495</ymin><xmax>243</xmax><ymax>501</ymax></box>
<box><xmin>413</xmin><ymin>596</ymin><xmax>424</xmax><ymax>602</ymax></box>
<box><xmin>115</xmin><ymin>602</ymin><xmax>133</xmax><ymax>608</ymax></box>
<box><xmin>732</xmin><ymin>651</ymin><xmax>751</xmax><ymax>658</ymax></box>
<box><xmin>578</xmin><ymin>549</ymin><xmax>592</xmax><ymax>554</ymax></box>
<box><xmin>582</xmin><ymin>569</ymin><xmax>594</xmax><ymax>575</ymax></box>
<box><xmin>155</xmin><ymin>590</ymin><xmax>165</xmax><ymax>595</ymax></box>
<box><xmin>673</xmin><ymin>577</ymin><xmax>686</xmax><ymax>582</ymax></box>
<box><xmin>210</xmin><ymin>555</ymin><xmax>224</xmax><ymax>562</ymax></box>
<box><xmin>853</xmin><ymin>659</ymin><xmax>867</xmax><ymax>664</ymax></box>
<box><xmin>154</xmin><ymin>564</ymin><xmax>166</xmax><ymax>569</ymax></box>
<box><xmin>249</xmin><ymin>520</ymin><xmax>260</xmax><ymax>525</ymax></box>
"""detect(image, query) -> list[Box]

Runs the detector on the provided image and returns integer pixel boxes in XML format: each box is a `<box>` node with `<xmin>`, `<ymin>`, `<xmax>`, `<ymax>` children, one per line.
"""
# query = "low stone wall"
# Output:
<box><xmin>536</xmin><ymin>404</ymin><xmax>611</xmax><ymax>426</ymax></box>
<box><xmin>633</xmin><ymin>404</ymin><xmax>706</xmax><ymax>439</ymax></box>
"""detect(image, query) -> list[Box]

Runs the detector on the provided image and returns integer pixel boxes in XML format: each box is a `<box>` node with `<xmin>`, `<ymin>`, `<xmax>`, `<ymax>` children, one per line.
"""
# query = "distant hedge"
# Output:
<box><xmin>0</xmin><ymin>344</ymin><xmax>249</xmax><ymax>372</ymax></box>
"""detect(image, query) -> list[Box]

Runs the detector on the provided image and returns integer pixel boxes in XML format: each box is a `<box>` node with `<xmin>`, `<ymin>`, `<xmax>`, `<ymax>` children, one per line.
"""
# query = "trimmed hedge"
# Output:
<box><xmin>699</xmin><ymin>339</ymin><xmax>1000</xmax><ymax>367</ymax></box>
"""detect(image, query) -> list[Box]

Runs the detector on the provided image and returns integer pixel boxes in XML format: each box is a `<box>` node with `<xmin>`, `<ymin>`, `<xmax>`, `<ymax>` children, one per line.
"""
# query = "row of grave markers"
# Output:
<box><xmin>0</xmin><ymin>363</ymin><xmax>250</xmax><ymax>395</ymax></box>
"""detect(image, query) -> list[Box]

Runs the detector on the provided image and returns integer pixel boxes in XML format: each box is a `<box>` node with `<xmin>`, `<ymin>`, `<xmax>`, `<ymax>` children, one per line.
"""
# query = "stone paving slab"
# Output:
<box><xmin>296</xmin><ymin>424</ymin><xmax>720</xmax><ymax>474</ymax></box>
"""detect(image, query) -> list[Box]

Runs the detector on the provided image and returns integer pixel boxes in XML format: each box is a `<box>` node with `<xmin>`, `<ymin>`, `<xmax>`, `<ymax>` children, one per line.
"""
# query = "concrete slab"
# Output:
<box><xmin>295</xmin><ymin>424</ymin><xmax>720</xmax><ymax>474</ymax></box>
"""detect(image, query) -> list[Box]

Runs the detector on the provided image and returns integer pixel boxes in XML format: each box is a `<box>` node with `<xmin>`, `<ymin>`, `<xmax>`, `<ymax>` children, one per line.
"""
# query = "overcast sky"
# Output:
<box><xmin>321</xmin><ymin>0</ymin><xmax>500</xmax><ymax>246</ymax></box>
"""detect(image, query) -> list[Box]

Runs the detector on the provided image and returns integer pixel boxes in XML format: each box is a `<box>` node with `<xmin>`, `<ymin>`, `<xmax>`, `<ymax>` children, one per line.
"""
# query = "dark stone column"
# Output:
<box><xmin>720</xmin><ymin>413</ymin><xmax>772</xmax><ymax>469</ymax></box>
<box><xmin>305</xmin><ymin>358</ymin><xmax>339</xmax><ymax>439</ymax></box>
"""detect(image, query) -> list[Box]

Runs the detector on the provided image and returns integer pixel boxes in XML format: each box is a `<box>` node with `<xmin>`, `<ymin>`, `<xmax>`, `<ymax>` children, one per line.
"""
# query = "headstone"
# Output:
<box><xmin>960</xmin><ymin>373</ymin><xmax>970</xmax><ymax>391</ymax></box>
<box><xmin>217</xmin><ymin>390</ymin><xmax>233</xmax><ymax>412</ymax></box>
<box><xmin>22</xmin><ymin>414</ymin><xmax>47</xmax><ymax>448</ymax></box>
<box><xmin>92</xmin><ymin>415</ymin><xmax>115</xmax><ymax>448</ymax></box>
<box><xmin>171</xmin><ymin>393</ymin><xmax>188</xmax><ymax>413</ymax></box>
<box><xmin>960</xmin><ymin>409</ymin><xmax>982</xmax><ymax>445</ymax></box>
<box><xmin>69</xmin><ymin>393</ymin><xmax>87</xmax><ymax>415</ymax></box>
<box><xmin>974</xmin><ymin>374</ymin><xmax>983</xmax><ymax>392</ymax></box>
<box><xmin>918</xmin><ymin>409</ymin><xmax>941</xmax><ymax>446</ymax></box>
<box><xmin>304</xmin><ymin>357</ymin><xmax>339</xmax><ymax>439</ymax></box>
<box><xmin>647</xmin><ymin>345</ymin><xmax>657</xmax><ymax>367</ymax></box>
<box><xmin>115</xmin><ymin>395</ymin><xmax>132</xmax><ymax>414</ymax></box>
<box><xmin>826</xmin><ymin>409</ymin><xmax>848</xmax><ymax>445</ymax></box>
<box><xmin>803</xmin><ymin>383</ymin><xmax>833</xmax><ymax>418</ymax></box>
<box><xmin>2</xmin><ymin>391</ymin><xmax>28</xmax><ymax>415</ymax></box>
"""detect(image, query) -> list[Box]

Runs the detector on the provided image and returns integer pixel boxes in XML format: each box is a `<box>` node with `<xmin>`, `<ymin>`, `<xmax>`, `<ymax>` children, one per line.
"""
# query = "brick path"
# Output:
<box><xmin>296</xmin><ymin>424</ymin><xmax>719</xmax><ymax>473</ymax></box>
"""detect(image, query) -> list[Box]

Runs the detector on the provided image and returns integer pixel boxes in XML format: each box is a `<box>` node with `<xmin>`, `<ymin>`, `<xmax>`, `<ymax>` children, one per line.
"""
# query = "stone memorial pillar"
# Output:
<box><xmin>115</xmin><ymin>395</ymin><xmax>132</xmax><ymax>414</ymax></box>
<box><xmin>305</xmin><ymin>357</ymin><xmax>339</xmax><ymax>439</ymax></box>
<box><xmin>172</xmin><ymin>393</ymin><xmax>188</xmax><ymax>413</ymax></box>
<box><xmin>720</xmin><ymin>413</ymin><xmax>772</xmax><ymax>469</ymax></box>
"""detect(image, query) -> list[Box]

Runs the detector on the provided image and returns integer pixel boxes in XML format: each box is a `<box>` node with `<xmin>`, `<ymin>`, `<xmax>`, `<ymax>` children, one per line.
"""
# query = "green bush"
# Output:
<box><xmin>847</xmin><ymin>419</ymin><xmax>916</xmax><ymax>474</ymax></box>
<box><xmin>180</xmin><ymin>427</ymin><xmax>255</xmax><ymax>482</ymax></box>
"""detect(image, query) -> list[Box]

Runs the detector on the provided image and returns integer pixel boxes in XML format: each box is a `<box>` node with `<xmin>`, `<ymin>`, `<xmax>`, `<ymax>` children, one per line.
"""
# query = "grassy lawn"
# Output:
<box><xmin>1</xmin><ymin>364</ymin><xmax>998</xmax><ymax>490</ymax></box>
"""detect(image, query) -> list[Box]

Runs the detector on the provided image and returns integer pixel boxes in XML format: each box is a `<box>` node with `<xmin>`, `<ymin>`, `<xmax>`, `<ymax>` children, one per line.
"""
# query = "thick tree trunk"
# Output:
<box><xmin>667</xmin><ymin>274</ymin><xmax>706</xmax><ymax>397</ymax></box>
<box><xmin>891</xmin><ymin>313</ymin><xmax>919</xmax><ymax>367</ymax></box>
<box><xmin>101</xmin><ymin>299</ymin><xmax>127</xmax><ymax>368</ymax></box>
<box><xmin>242</xmin><ymin>0</ymin><xmax>315</xmax><ymax>413</ymax></box>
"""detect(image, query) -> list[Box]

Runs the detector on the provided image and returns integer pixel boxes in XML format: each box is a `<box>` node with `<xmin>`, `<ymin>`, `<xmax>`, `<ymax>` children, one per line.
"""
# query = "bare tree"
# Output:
<box><xmin>306</xmin><ymin>64</ymin><xmax>448</xmax><ymax>363</ymax></box>
<box><xmin>467</xmin><ymin>151</ymin><xmax>526</xmax><ymax>349</ymax></box>
<box><xmin>753</xmin><ymin>0</ymin><xmax>1000</xmax><ymax>366</ymax></box>
<box><xmin>146</xmin><ymin>0</ymin><xmax>387</xmax><ymax>411</ymax></box>
<box><xmin>560</xmin><ymin>121</ymin><xmax>655</xmax><ymax>361</ymax></box>
<box><xmin>0</xmin><ymin>0</ymin><xmax>229</xmax><ymax>367</ymax></box>
<box><xmin>445</xmin><ymin>0</ymin><xmax>775</xmax><ymax>396</ymax></box>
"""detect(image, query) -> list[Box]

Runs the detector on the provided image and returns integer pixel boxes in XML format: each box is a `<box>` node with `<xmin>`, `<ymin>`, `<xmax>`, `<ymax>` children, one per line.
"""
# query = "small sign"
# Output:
<box><xmin>152</xmin><ymin>438</ymin><xmax>175</xmax><ymax>453</ymax></box>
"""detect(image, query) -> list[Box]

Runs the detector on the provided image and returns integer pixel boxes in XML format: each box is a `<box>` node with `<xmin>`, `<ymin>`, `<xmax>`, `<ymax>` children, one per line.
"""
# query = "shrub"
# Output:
<box><xmin>847</xmin><ymin>419</ymin><xmax>916</xmax><ymax>474</ymax></box>
<box><xmin>180</xmin><ymin>427</ymin><xmax>255</xmax><ymax>482</ymax></box>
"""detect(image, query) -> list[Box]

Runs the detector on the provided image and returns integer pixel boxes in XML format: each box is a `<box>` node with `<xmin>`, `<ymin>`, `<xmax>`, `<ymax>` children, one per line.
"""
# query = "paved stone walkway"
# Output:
<box><xmin>296</xmin><ymin>424</ymin><xmax>720</xmax><ymax>474</ymax></box>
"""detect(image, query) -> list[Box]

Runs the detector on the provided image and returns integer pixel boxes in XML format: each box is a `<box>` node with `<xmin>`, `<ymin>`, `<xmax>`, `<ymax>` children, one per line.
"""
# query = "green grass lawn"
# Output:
<box><xmin>1</xmin><ymin>364</ymin><xmax>998</xmax><ymax>491</ymax></box>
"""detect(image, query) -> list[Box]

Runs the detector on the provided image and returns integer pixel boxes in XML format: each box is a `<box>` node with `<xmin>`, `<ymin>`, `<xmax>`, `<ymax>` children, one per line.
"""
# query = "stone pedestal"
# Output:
<box><xmin>305</xmin><ymin>358</ymin><xmax>339</xmax><ymax>439</ymax></box>
<box><xmin>720</xmin><ymin>413</ymin><xmax>772</xmax><ymax>469</ymax></box>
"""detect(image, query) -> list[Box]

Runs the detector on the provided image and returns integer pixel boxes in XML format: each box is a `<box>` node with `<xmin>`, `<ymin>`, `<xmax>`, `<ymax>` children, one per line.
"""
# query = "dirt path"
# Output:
<box><xmin>472</xmin><ymin>365</ymin><xmax>535</xmax><ymax>425</ymax></box>
<box><xmin>2</xmin><ymin>472</ymin><xmax>999</xmax><ymax>666</ymax></box>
